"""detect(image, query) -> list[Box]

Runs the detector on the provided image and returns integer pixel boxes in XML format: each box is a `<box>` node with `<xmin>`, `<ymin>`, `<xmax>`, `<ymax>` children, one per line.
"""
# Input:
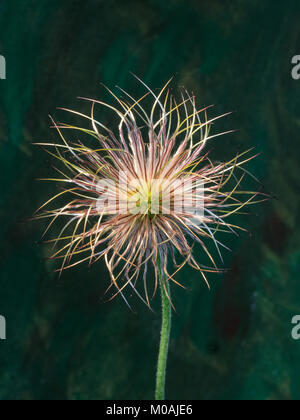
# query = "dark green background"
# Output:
<box><xmin>1</xmin><ymin>0</ymin><xmax>300</xmax><ymax>400</ymax></box>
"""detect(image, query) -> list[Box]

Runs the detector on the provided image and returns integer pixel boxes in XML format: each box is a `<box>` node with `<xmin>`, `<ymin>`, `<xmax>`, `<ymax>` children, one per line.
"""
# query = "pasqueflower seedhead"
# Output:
<box><xmin>35</xmin><ymin>77</ymin><xmax>263</xmax><ymax>308</ymax></box>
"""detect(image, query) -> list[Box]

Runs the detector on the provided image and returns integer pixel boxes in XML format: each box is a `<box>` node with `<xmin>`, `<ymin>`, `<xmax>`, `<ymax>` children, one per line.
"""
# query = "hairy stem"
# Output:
<box><xmin>155</xmin><ymin>259</ymin><xmax>172</xmax><ymax>400</ymax></box>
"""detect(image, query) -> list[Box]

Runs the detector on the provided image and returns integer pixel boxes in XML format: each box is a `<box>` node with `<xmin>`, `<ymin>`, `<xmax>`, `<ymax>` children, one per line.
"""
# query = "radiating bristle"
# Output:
<box><xmin>34</xmin><ymin>77</ymin><xmax>265</xmax><ymax>308</ymax></box>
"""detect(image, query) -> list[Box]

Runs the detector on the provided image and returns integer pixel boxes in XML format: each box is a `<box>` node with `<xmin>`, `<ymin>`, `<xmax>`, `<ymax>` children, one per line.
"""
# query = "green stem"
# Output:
<box><xmin>155</xmin><ymin>259</ymin><xmax>172</xmax><ymax>401</ymax></box>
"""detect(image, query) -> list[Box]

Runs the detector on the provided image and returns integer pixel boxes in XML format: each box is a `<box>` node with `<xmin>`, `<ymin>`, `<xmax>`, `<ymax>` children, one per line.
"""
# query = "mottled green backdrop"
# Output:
<box><xmin>1</xmin><ymin>0</ymin><xmax>300</xmax><ymax>400</ymax></box>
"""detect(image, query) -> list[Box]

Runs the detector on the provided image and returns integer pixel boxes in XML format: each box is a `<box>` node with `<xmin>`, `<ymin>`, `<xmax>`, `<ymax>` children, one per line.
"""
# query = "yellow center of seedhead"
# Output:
<box><xmin>127</xmin><ymin>180</ymin><xmax>163</xmax><ymax>217</ymax></box>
